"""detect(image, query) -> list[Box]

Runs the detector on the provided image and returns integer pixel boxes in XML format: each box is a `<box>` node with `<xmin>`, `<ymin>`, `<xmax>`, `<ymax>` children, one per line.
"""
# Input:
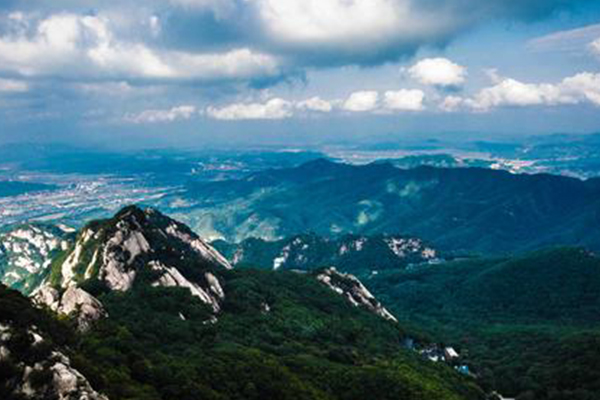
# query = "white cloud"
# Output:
<box><xmin>0</xmin><ymin>0</ymin><xmax>588</xmax><ymax>81</ymax></box>
<box><xmin>467</xmin><ymin>79</ymin><xmax>565</xmax><ymax>109</ymax></box>
<box><xmin>383</xmin><ymin>89</ymin><xmax>425</xmax><ymax>111</ymax></box>
<box><xmin>250</xmin><ymin>0</ymin><xmax>584</xmax><ymax>63</ymax></box>
<box><xmin>0</xmin><ymin>78</ymin><xmax>28</xmax><ymax>92</ymax></box>
<box><xmin>148</xmin><ymin>15</ymin><xmax>161</xmax><ymax>37</ymax></box>
<box><xmin>561</xmin><ymin>72</ymin><xmax>600</xmax><ymax>106</ymax></box>
<box><xmin>252</xmin><ymin>0</ymin><xmax>566</xmax><ymax>66</ymax></box>
<box><xmin>343</xmin><ymin>91</ymin><xmax>379</xmax><ymax>112</ymax></box>
<box><xmin>124</xmin><ymin>105</ymin><xmax>197</xmax><ymax>123</ymax></box>
<box><xmin>484</xmin><ymin>68</ymin><xmax>503</xmax><ymax>84</ymax></box>
<box><xmin>457</xmin><ymin>72</ymin><xmax>600</xmax><ymax>111</ymax></box>
<box><xmin>206</xmin><ymin>98</ymin><xmax>293</xmax><ymax>120</ymax></box>
<box><xmin>439</xmin><ymin>95</ymin><xmax>463</xmax><ymax>112</ymax></box>
<box><xmin>256</xmin><ymin>0</ymin><xmax>409</xmax><ymax>46</ymax></box>
<box><xmin>296</xmin><ymin>96</ymin><xmax>333</xmax><ymax>112</ymax></box>
<box><xmin>0</xmin><ymin>13</ymin><xmax>281</xmax><ymax>82</ymax></box>
<box><xmin>408</xmin><ymin>57</ymin><xmax>467</xmax><ymax>87</ymax></box>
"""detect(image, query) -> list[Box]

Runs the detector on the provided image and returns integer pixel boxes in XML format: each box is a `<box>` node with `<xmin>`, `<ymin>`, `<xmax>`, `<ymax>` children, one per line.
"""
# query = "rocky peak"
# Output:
<box><xmin>36</xmin><ymin>206</ymin><xmax>232</xmax><ymax>328</ymax></box>
<box><xmin>55</xmin><ymin>205</ymin><xmax>230</xmax><ymax>287</ymax></box>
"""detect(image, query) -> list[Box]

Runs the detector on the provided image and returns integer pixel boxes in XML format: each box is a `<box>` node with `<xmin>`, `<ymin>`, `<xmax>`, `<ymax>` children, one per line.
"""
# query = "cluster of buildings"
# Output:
<box><xmin>404</xmin><ymin>338</ymin><xmax>473</xmax><ymax>376</ymax></box>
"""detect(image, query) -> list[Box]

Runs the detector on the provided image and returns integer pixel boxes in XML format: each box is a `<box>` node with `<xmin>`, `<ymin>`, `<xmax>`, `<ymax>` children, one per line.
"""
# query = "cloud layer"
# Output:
<box><xmin>0</xmin><ymin>0</ymin><xmax>592</xmax><ymax>83</ymax></box>
<box><xmin>0</xmin><ymin>13</ymin><xmax>281</xmax><ymax>82</ymax></box>
<box><xmin>343</xmin><ymin>91</ymin><xmax>379</xmax><ymax>112</ymax></box>
<box><xmin>0</xmin><ymin>0</ymin><xmax>598</xmax><ymax>135</ymax></box>
<box><xmin>122</xmin><ymin>67</ymin><xmax>600</xmax><ymax>123</ymax></box>
<box><xmin>0</xmin><ymin>78</ymin><xmax>28</xmax><ymax>92</ymax></box>
<box><xmin>206</xmin><ymin>98</ymin><xmax>293</xmax><ymax>120</ymax></box>
<box><xmin>444</xmin><ymin>72</ymin><xmax>600</xmax><ymax>111</ymax></box>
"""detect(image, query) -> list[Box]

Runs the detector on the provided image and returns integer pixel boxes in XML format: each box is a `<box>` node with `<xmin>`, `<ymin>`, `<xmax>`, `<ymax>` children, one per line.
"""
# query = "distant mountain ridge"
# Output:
<box><xmin>213</xmin><ymin>232</ymin><xmax>440</xmax><ymax>277</ymax></box>
<box><xmin>185</xmin><ymin>159</ymin><xmax>600</xmax><ymax>253</ymax></box>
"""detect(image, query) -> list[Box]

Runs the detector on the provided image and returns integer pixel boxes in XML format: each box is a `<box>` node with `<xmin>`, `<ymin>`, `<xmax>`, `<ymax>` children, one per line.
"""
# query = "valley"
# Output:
<box><xmin>3</xmin><ymin>134</ymin><xmax>600</xmax><ymax>232</ymax></box>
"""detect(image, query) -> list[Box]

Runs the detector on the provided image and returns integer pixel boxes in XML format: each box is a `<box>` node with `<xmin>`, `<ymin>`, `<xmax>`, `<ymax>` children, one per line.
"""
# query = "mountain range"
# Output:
<box><xmin>2</xmin><ymin>158</ymin><xmax>600</xmax><ymax>400</ymax></box>
<box><xmin>1</xmin><ymin>202</ymin><xmax>599</xmax><ymax>399</ymax></box>
<box><xmin>0</xmin><ymin>223</ymin><xmax>72</xmax><ymax>295</ymax></box>
<box><xmin>0</xmin><ymin>206</ymin><xmax>483</xmax><ymax>400</ymax></box>
<box><xmin>183</xmin><ymin>159</ymin><xmax>600</xmax><ymax>254</ymax></box>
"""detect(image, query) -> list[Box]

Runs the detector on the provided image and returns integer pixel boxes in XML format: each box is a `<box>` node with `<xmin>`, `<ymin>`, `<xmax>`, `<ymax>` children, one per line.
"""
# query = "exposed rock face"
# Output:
<box><xmin>0</xmin><ymin>224</ymin><xmax>72</xmax><ymax>294</ymax></box>
<box><xmin>99</xmin><ymin>224</ymin><xmax>149</xmax><ymax>291</ymax></box>
<box><xmin>164</xmin><ymin>221</ymin><xmax>232</xmax><ymax>269</ymax></box>
<box><xmin>149</xmin><ymin>261</ymin><xmax>224</xmax><ymax>312</ymax></box>
<box><xmin>0</xmin><ymin>323</ymin><xmax>108</xmax><ymax>400</ymax></box>
<box><xmin>33</xmin><ymin>286</ymin><xmax>107</xmax><ymax>332</ymax></box>
<box><xmin>316</xmin><ymin>267</ymin><xmax>398</xmax><ymax>322</ymax></box>
<box><xmin>46</xmin><ymin>351</ymin><xmax>108</xmax><ymax>400</ymax></box>
<box><xmin>39</xmin><ymin>206</ymin><xmax>231</xmax><ymax>325</ymax></box>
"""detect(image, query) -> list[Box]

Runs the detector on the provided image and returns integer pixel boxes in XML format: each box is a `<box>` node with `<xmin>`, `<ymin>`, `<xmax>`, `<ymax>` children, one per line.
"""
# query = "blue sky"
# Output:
<box><xmin>0</xmin><ymin>0</ymin><xmax>599</xmax><ymax>148</ymax></box>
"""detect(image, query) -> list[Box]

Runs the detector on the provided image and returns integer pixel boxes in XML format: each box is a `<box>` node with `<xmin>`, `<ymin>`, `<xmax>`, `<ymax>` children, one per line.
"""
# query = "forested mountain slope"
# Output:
<box><xmin>185</xmin><ymin>159</ymin><xmax>600</xmax><ymax>253</ymax></box>
<box><xmin>366</xmin><ymin>247</ymin><xmax>600</xmax><ymax>399</ymax></box>
<box><xmin>0</xmin><ymin>206</ymin><xmax>484</xmax><ymax>400</ymax></box>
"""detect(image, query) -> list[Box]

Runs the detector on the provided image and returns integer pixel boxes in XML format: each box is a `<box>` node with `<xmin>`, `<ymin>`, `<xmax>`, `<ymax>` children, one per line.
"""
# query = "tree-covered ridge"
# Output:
<box><xmin>6</xmin><ymin>204</ymin><xmax>600</xmax><ymax>400</ymax></box>
<box><xmin>185</xmin><ymin>159</ymin><xmax>600</xmax><ymax>253</ymax></box>
<box><xmin>73</xmin><ymin>269</ymin><xmax>484</xmax><ymax>400</ymax></box>
<box><xmin>212</xmin><ymin>232</ymin><xmax>439</xmax><ymax>276</ymax></box>
<box><xmin>366</xmin><ymin>247</ymin><xmax>600</xmax><ymax>399</ymax></box>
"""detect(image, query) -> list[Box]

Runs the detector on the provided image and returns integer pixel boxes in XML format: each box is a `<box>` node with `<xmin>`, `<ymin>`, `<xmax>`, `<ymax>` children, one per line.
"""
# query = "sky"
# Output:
<box><xmin>0</xmin><ymin>0</ymin><xmax>599</xmax><ymax>149</ymax></box>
